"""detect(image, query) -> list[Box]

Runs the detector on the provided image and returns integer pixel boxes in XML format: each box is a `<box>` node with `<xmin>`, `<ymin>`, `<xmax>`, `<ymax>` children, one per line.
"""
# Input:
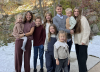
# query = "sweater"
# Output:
<box><xmin>33</xmin><ymin>25</ymin><xmax>46</xmax><ymax>46</ymax></box>
<box><xmin>74</xmin><ymin>16</ymin><xmax>90</xmax><ymax>45</ymax></box>
<box><xmin>54</xmin><ymin>41</ymin><xmax>70</xmax><ymax>60</ymax></box>
<box><xmin>12</xmin><ymin>22</ymin><xmax>24</xmax><ymax>39</ymax></box>
<box><xmin>53</xmin><ymin>15</ymin><xmax>71</xmax><ymax>39</ymax></box>
<box><xmin>66</xmin><ymin>16</ymin><xmax>76</xmax><ymax>29</ymax></box>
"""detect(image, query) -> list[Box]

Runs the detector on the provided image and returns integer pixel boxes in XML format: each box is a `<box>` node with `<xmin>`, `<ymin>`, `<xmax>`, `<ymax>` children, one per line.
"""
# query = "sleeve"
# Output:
<box><xmin>69</xmin><ymin>16</ymin><xmax>77</xmax><ymax>29</ymax></box>
<box><xmin>54</xmin><ymin>45</ymin><xmax>58</xmax><ymax>59</ymax></box>
<box><xmin>53</xmin><ymin>17</ymin><xmax>70</xmax><ymax>33</ymax></box>
<box><xmin>31</xmin><ymin>22</ymin><xmax>36</xmax><ymax>27</ymax></box>
<box><xmin>81</xmin><ymin>16</ymin><xmax>90</xmax><ymax>44</ymax></box>
<box><xmin>42</xmin><ymin>26</ymin><xmax>46</xmax><ymax>45</ymax></box>
<box><xmin>44</xmin><ymin>35</ymin><xmax>48</xmax><ymax>51</ymax></box>
<box><xmin>12</xmin><ymin>25</ymin><xmax>20</xmax><ymax>39</ymax></box>
<box><xmin>66</xmin><ymin>18</ymin><xmax>69</xmax><ymax>29</ymax></box>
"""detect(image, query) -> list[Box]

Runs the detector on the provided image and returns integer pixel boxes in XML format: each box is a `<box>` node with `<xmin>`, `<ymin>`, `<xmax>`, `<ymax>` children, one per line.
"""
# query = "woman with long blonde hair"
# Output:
<box><xmin>73</xmin><ymin>7</ymin><xmax>90</xmax><ymax>72</ymax></box>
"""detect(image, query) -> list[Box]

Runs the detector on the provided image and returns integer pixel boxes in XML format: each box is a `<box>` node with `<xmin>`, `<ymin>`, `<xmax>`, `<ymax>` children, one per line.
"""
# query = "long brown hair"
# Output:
<box><xmin>73</xmin><ymin>7</ymin><xmax>82</xmax><ymax>34</ymax></box>
<box><xmin>43</xmin><ymin>12</ymin><xmax>53</xmax><ymax>28</ymax></box>
<box><xmin>23</xmin><ymin>11</ymin><xmax>33</xmax><ymax>24</ymax></box>
<box><xmin>48</xmin><ymin>24</ymin><xmax>57</xmax><ymax>41</ymax></box>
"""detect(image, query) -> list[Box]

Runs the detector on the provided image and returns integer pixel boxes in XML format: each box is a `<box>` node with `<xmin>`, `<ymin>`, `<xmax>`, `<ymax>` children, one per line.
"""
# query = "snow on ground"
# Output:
<box><xmin>0</xmin><ymin>35</ymin><xmax>100</xmax><ymax>72</ymax></box>
<box><xmin>71</xmin><ymin>35</ymin><xmax>100</xmax><ymax>58</ymax></box>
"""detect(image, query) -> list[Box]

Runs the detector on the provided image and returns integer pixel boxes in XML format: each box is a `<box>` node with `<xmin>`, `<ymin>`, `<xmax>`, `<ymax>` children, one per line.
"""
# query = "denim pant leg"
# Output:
<box><xmin>39</xmin><ymin>44</ymin><xmax>44</xmax><ymax>69</ymax></box>
<box><xmin>33</xmin><ymin>46</ymin><xmax>39</xmax><ymax>69</ymax></box>
<box><xmin>63</xmin><ymin>58</ymin><xmax>68</xmax><ymax>72</ymax></box>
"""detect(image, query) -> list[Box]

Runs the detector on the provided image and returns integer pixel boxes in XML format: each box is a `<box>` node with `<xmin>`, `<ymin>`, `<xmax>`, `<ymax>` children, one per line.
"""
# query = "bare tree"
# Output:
<box><xmin>39</xmin><ymin>0</ymin><xmax>44</xmax><ymax>19</ymax></box>
<box><xmin>53</xmin><ymin>0</ymin><xmax>56</xmax><ymax>16</ymax></box>
<box><xmin>58</xmin><ymin>0</ymin><xmax>60</xmax><ymax>4</ymax></box>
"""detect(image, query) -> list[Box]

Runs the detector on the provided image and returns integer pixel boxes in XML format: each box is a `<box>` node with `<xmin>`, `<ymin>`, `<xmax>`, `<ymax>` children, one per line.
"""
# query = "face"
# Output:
<box><xmin>66</xmin><ymin>11</ymin><xmax>72</xmax><ymax>17</ymax></box>
<box><xmin>74</xmin><ymin>9</ymin><xmax>79</xmax><ymax>17</ymax></box>
<box><xmin>35</xmin><ymin>19</ymin><xmax>41</xmax><ymax>27</ymax></box>
<box><xmin>50</xmin><ymin>26</ymin><xmax>55</xmax><ymax>34</ymax></box>
<box><xmin>46</xmin><ymin>14</ymin><xmax>51</xmax><ymax>21</ymax></box>
<box><xmin>26</xmin><ymin>12</ymin><xmax>32</xmax><ymax>21</ymax></box>
<box><xmin>59</xmin><ymin>33</ymin><xmax>66</xmax><ymax>42</ymax></box>
<box><xmin>56</xmin><ymin>7</ymin><xmax>62</xmax><ymax>15</ymax></box>
<box><xmin>17</xmin><ymin>16</ymin><xmax>23</xmax><ymax>22</ymax></box>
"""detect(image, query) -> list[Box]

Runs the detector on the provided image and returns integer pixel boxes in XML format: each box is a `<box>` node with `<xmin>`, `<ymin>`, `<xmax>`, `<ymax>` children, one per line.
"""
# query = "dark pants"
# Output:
<box><xmin>75</xmin><ymin>44</ymin><xmax>88</xmax><ymax>72</ymax></box>
<box><xmin>15</xmin><ymin>39</ymin><xmax>32</xmax><ymax>72</ymax></box>
<box><xmin>55</xmin><ymin>58</ymin><xmax>68</xmax><ymax>72</ymax></box>
<box><xmin>33</xmin><ymin>44</ymin><xmax>44</xmax><ymax>69</ymax></box>
<box><xmin>60</xmin><ymin>40</ymin><xmax>72</xmax><ymax>72</ymax></box>
<box><xmin>67</xmin><ymin>40</ymin><xmax>72</xmax><ymax>72</ymax></box>
<box><xmin>45</xmin><ymin>51</ymin><xmax>56</xmax><ymax>72</ymax></box>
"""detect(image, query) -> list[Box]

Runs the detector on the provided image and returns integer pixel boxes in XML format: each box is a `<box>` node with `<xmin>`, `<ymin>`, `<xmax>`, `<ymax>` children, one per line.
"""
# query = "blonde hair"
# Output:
<box><xmin>43</xmin><ymin>12</ymin><xmax>53</xmax><ymax>28</ymax></box>
<box><xmin>65</xmin><ymin>8</ymin><xmax>72</xmax><ymax>12</ymax></box>
<box><xmin>48</xmin><ymin>24</ymin><xmax>57</xmax><ymax>41</ymax></box>
<box><xmin>58</xmin><ymin>30</ymin><xmax>67</xmax><ymax>40</ymax></box>
<box><xmin>15</xmin><ymin>14</ymin><xmax>23</xmax><ymax>20</ymax></box>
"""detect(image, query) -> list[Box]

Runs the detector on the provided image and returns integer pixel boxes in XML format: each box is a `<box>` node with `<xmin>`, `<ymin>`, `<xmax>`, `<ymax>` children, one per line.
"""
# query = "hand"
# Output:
<box><xmin>68</xmin><ymin>60</ymin><xmax>70</xmax><ymax>65</ymax></box>
<box><xmin>70</xmin><ymin>30</ymin><xmax>74</xmax><ymax>34</ymax></box>
<box><xmin>56</xmin><ymin>59</ymin><xmax>59</xmax><ymax>65</ymax></box>
<box><xmin>82</xmin><ymin>43</ymin><xmax>85</xmax><ymax>45</ymax></box>
<box><xmin>19</xmin><ymin>34</ymin><xmax>24</xmax><ymax>38</ymax></box>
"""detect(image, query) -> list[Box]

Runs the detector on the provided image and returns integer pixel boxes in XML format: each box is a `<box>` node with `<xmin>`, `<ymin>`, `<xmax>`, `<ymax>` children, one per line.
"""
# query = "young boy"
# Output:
<box><xmin>53</xmin><ymin>4</ymin><xmax>73</xmax><ymax>72</ymax></box>
<box><xmin>33</xmin><ymin>17</ymin><xmax>46</xmax><ymax>72</ymax></box>
<box><xmin>54</xmin><ymin>31</ymin><xmax>70</xmax><ymax>72</ymax></box>
<box><xmin>65</xmin><ymin>8</ymin><xmax>76</xmax><ymax>30</ymax></box>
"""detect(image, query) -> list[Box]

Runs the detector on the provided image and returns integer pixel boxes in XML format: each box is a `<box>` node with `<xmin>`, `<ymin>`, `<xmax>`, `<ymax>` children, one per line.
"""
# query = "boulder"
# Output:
<box><xmin>31</xmin><ymin>10</ymin><xmax>38</xmax><ymax>14</ymax></box>
<box><xmin>88</xmin><ymin>15</ymin><xmax>98</xmax><ymax>23</ymax></box>
<box><xmin>7</xmin><ymin>15</ymin><xmax>12</xmax><ymax>21</ymax></box>
<box><xmin>92</xmin><ymin>24</ymin><xmax>99</xmax><ymax>33</ymax></box>
<box><xmin>0</xmin><ymin>14</ymin><xmax>3</xmax><ymax>19</ymax></box>
<box><xmin>0</xmin><ymin>22</ymin><xmax>3</xmax><ymax>25</ymax></box>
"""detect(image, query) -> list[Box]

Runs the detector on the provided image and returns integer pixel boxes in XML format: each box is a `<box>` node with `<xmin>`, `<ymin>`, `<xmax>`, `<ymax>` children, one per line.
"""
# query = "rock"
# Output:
<box><xmin>4</xmin><ymin>21</ymin><xmax>10</xmax><ymax>25</ymax></box>
<box><xmin>88</xmin><ymin>16</ymin><xmax>98</xmax><ymax>22</ymax></box>
<box><xmin>34</xmin><ymin>13</ymin><xmax>40</xmax><ymax>17</ymax></box>
<box><xmin>0</xmin><ymin>14</ymin><xmax>3</xmax><ymax>19</ymax></box>
<box><xmin>7</xmin><ymin>15</ymin><xmax>12</xmax><ymax>21</ymax></box>
<box><xmin>31</xmin><ymin>10</ymin><xmax>38</xmax><ymax>14</ymax></box>
<box><xmin>0</xmin><ymin>22</ymin><xmax>3</xmax><ymax>25</ymax></box>
<box><xmin>92</xmin><ymin>24</ymin><xmax>99</xmax><ymax>33</ymax></box>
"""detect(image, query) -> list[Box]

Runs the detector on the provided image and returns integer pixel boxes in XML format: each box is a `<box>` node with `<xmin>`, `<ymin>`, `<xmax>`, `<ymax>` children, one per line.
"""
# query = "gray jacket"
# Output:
<box><xmin>54</xmin><ymin>41</ymin><xmax>70</xmax><ymax>60</ymax></box>
<box><xmin>53</xmin><ymin>15</ymin><xmax>71</xmax><ymax>39</ymax></box>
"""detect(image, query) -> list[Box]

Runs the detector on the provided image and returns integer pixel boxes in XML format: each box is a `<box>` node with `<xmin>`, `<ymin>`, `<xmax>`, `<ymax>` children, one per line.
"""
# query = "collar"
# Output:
<box><xmin>54</xmin><ymin>40</ymin><xmax>69</xmax><ymax>49</ymax></box>
<box><xmin>57</xmin><ymin>14</ymin><xmax>63</xmax><ymax>19</ymax></box>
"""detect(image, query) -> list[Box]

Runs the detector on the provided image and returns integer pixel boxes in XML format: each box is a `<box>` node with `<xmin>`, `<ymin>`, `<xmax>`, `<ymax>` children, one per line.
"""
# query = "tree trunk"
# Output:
<box><xmin>39</xmin><ymin>0</ymin><xmax>44</xmax><ymax>19</ymax></box>
<box><xmin>58</xmin><ymin>0</ymin><xmax>60</xmax><ymax>4</ymax></box>
<box><xmin>53</xmin><ymin>0</ymin><xmax>56</xmax><ymax>16</ymax></box>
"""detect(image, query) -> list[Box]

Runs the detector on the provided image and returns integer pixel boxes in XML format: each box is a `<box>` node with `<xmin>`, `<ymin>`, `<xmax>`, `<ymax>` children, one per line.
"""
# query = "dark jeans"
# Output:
<box><xmin>75</xmin><ymin>44</ymin><xmax>88</xmax><ymax>72</ymax></box>
<box><xmin>33</xmin><ymin>44</ymin><xmax>44</xmax><ymax>69</ymax></box>
<box><xmin>55</xmin><ymin>58</ymin><xmax>68</xmax><ymax>72</ymax></box>
<box><xmin>45</xmin><ymin>51</ymin><xmax>56</xmax><ymax>72</ymax></box>
<box><xmin>60</xmin><ymin>40</ymin><xmax>72</xmax><ymax>72</ymax></box>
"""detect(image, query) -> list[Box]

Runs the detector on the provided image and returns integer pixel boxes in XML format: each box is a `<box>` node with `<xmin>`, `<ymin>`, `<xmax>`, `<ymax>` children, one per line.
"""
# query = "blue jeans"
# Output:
<box><xmin>33</xmin><ymin>44</ymin><xmax>44</xmax><ymax>69</ymax></box>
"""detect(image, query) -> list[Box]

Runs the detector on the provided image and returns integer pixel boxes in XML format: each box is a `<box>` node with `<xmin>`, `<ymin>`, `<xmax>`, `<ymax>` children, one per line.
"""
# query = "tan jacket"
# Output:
<box><xmin>12</xmin><ymin>22</ymin><xmax>24</xmax><ymax>39</ymax></box>
<box><xmin>66</xmin><ymin>17</ymin><xmax>70</xmax><ymax>29</ymax></box>
<box><xmin>54</xmin><ymin>41</ymin><xmax>70</xmax><ymax>60</ymax></box>
<box><xmin>74</xmin><ymin>16</ymin><xmax>90</xmax><ymax>45</ymax></box>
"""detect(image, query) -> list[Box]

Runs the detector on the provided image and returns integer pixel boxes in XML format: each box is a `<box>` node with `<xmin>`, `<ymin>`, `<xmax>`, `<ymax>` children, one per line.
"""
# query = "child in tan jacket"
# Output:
<box><xmin>12</xmin><ymin>14</ymin><xmax>27</xmax><ymax>52</ymax></box>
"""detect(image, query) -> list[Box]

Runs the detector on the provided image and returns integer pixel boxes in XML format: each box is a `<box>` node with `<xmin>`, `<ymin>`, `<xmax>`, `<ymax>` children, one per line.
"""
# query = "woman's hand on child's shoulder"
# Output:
<box><xmin>56</xmin><ymin>59</ymin><xmax>59</xmax><ymax>65</ymax></box>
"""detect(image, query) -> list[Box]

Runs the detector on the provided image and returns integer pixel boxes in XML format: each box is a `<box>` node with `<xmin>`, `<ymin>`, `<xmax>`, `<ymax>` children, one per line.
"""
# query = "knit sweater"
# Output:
<box><xmin>54</xmin><ymin>41</ymin><xmax>70</xmax><ymax>60</ymax></box>
<box><xmin>53</xmin><ymin>15</ymin><xmax>71</xmax><ymax>39</ymax></box>
<box><xmin>74</xmin><ymin>16</ymin><xmax>90</xmax><ymax>45</ymax></box>
<box><xmin>12</xmin><ymin>22</ymin><xmax>24</xmax><ymax>39</ymax></box>
<box><xmin>33</xmin><ymin>25</ymin><xmax>46</xmax><ymax>46</ymax></box>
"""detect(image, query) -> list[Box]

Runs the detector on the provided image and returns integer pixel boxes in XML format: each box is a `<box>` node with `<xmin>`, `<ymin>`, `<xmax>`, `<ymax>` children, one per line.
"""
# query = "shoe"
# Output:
<box><xmin>34</xmin><ymin>69</ymin><xmax>37</xmax><ymax>72</ymax></box>
<box><xmin>39</xmin><ymin>68</ymin><xmax>44</xmax><ymax>72</ymax></box>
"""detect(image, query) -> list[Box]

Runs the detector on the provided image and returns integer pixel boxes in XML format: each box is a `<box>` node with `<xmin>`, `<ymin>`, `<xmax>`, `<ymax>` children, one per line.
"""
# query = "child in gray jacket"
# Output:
<box><xmin>54</xmin><ymin>31</ymin><xmax>70</xmax><ymax>72</ymax></box>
